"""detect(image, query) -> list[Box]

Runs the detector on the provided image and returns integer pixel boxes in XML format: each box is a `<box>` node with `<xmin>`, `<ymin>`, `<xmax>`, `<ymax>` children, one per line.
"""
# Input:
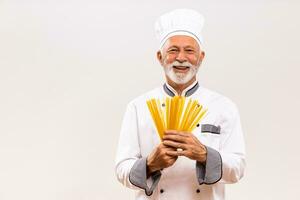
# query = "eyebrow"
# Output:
<box><xmin>184</xmin><ymin>46</ymin><xmax>196</xmax><ymax>49</ymax></box>
<box><xmin>167</xmin><ymin>46</ymin><xmax>179</xmax><ymax>49</ymax></box>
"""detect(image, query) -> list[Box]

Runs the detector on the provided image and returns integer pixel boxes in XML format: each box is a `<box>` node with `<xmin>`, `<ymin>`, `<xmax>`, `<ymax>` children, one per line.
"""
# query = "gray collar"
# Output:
<box><xmin>163</xmin><ymin>81</ymin><xmax>199</xmax><ymax>97</ymax></box>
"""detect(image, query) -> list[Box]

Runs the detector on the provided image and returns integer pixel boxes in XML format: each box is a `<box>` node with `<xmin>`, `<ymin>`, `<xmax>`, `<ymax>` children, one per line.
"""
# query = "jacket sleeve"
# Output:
<box><xmin>218</xmin><ymin>104</ymin><xmax>246</xmax><ymax>184</ymax></box>
<box><xmin>196</xmin><ymin>146</ymin><xmax>223</xmax><ymax>185</ymax></box>
<box><xmin>115</xmin><ymin>102</ymin><xmax>161</xmax><ymax>196</ymax></box>
<box><xmin>196</xmin><ymin>103</ymin><xmax>246</xmax><ymax>185</ymax></box>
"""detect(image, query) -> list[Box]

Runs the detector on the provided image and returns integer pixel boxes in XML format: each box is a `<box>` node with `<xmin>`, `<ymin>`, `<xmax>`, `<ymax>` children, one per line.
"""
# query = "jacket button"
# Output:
<box><xmin>196</xmin><ymin>189</ymin><xmax>200</xmax><ymax>193</ymax></box>
<box><xmin>160</xmin><ymin>189</ymin><xmax>164</xmax><ymax>193</ymax></box>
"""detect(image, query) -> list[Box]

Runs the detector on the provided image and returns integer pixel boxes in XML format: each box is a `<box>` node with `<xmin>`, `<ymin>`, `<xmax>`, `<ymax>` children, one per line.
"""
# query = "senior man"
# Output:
<box><xmin>115</xmin><ymin>9</ymin><xmax>246</xmax><ymax>200</ymax></box>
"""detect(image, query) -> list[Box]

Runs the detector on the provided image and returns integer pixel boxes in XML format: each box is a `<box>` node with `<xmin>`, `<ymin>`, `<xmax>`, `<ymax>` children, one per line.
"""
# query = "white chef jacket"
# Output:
<box><xmin>115</xmin><ymin>81</ymin><xmax>246</xmax><ymax>200</ymax></box>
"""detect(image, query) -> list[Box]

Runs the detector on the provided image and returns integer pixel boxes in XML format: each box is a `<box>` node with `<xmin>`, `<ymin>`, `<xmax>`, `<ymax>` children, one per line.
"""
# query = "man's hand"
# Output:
<box><xmin>162</xmin><ymin>130</ymin><xmax>207</xmax><ymax>163</ymax></box>
<box><xmin>146</xmin><ymin>143</ymin><xmax>178</xmax><ymax>176</ymax></box>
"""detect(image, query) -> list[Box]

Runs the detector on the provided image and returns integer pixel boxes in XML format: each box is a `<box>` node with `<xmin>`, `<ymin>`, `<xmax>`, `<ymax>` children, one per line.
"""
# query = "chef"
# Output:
<box><xmin>115</xmin><ymin>9</ymin><xmax>246</xmax><ymax>200</ymax></box>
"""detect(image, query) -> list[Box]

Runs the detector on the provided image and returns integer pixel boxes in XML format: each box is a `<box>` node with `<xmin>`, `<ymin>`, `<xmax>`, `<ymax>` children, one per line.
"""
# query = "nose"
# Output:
<box><xmin>176</xmin><ymin>50</ymin><xmax>187</xmax><ymax>63</ymax></box>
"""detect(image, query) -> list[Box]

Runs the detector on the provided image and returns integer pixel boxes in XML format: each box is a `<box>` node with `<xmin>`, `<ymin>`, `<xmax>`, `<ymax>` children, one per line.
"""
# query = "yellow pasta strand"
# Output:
<box><xmin>156</xmin><ymin>99</ymin><xmax>166</xmax><ymax>131</ymax></box>
<box><xmin>181</xmin><ymin>100</ymin><xmax>198</xmax><ymax>130</ymax></box>
<box><xmin>165</xmin><ymin>98</ymin><xmax>170</xmax><ymax>129</ymax></box>
<box><xmin>187</xmin><ymin>109</ymin><xmax>208</xmax><ymax>132</ymax></box>
<box><xmin>169</xmin><ymin>97</ymin><xmax>176</xmax><ymax>129</ymax></box>
<box><xmin>173</xmin><ymin>96</ymin><xmax>179</xmax><ymax>130</ymax></box>
<box><xmin>188</xmin><ymin>104</ymin><xmax>203</xmax><ymax>126</ymax></box>
<box><xmin>178</xmin><ymin>99</ymin><xmax>192</xmax><ymax>130</ymax></box>
<box><xmin>175</xmin><ymin>97</ymin><xmax>185</xmax><ymax>130</ymax></box>
<box><xmin>154</xmin><ymin>100</ymin><xmax>165</xmax><ymax>139</ymax></box>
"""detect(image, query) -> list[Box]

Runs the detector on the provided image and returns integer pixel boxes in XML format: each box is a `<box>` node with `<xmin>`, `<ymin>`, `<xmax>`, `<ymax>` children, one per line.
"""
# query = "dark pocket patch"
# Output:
<box><xmin>201</xmin><ymin>124</ymin><xmax>221</xmax><ymax>134</ymax></box>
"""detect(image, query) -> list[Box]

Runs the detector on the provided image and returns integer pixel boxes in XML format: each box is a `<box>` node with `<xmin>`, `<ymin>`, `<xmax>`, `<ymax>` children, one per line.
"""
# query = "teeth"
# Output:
<box><xmin>174</xmin><ymin>66</ymin><xmax>189</xmax><ymax>69</ymax></box>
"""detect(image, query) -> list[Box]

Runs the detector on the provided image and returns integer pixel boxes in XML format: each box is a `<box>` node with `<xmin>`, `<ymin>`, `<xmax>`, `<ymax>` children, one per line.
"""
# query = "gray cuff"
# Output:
<box><xmin>196</xmin><ymin>146</ymin><xmax>222</xmax><ymax>185</ymax></box>
<box><xmin>129</xmin><ymin>157</ymin><xmax>161</xmax><ymax>196</ymax></box>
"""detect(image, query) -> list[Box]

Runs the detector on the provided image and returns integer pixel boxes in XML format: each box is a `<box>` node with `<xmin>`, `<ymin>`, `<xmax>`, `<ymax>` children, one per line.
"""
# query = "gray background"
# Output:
<box><xmin>0</xmin><ymin>0</ymin><xmax>299</xmax><ymax>199</ymax></box>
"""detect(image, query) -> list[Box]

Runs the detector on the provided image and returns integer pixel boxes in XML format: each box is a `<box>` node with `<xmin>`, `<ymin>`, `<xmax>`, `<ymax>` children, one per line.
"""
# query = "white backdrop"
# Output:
<box><xmin>0</xmin><ymin>0</ymin><xmax>299</xmax><ymax>199</ymax></box>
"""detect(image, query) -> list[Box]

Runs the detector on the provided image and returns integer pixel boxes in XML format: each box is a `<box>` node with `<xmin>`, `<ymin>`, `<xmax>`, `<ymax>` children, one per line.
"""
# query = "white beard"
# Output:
<box><xmin>163</xmin><ymin>61</ymin><xmax>200</xmax><ymax>84</ymax></box>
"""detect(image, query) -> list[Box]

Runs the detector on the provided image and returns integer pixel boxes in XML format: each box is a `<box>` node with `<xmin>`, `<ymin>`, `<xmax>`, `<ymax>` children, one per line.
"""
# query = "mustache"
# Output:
<box><xmin>170</xmin><ymin>61</ymin><xmax>194</xmax><ymax>68</ymax></box>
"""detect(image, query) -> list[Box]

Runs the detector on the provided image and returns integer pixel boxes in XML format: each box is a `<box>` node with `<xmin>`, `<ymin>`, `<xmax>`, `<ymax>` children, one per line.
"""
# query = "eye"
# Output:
<box><xmin>167</xmin><ymin>48</ymin><xmax>179</xmax><ymax>53</ymax></box>
<box><xmin>185</xmin><ymin>49</ymin><xmax>195</xmax><ymax>53</ymax></box>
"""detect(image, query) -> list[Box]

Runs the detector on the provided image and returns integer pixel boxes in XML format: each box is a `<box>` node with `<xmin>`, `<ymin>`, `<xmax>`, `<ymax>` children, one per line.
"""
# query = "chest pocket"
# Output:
<box><xmin>195</xmin><ymin>124</ymin><xmax>221</xmax><ymax>151</ymax></box>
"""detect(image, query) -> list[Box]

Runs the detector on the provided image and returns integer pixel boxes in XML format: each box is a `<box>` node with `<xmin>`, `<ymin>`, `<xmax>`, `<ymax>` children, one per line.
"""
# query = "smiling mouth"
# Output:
<box><xmin>173</xmin><ymin>66</ymin><xmax>190</xmax><ymax>72</ymax></box>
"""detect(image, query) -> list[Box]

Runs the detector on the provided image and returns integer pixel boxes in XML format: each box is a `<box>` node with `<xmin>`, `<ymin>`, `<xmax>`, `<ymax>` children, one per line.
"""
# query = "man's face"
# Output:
<box><xmin>157</xmin><ymin>35</ymin><xmax>205</xmax><ymax>85</ymax></box>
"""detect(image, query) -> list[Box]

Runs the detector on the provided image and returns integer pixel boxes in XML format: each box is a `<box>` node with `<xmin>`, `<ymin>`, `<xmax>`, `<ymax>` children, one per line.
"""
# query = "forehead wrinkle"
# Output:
<box><xmin>163</xmin><ymin>36</ymin><xmax>200</xmax><ymax>51</ymax></box>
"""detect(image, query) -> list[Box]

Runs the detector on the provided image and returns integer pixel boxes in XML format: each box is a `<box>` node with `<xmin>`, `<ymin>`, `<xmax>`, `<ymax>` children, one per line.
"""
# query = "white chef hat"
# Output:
<box><xmin>154</xmin><ymin>9</ymin><xmax>205</xmax><ymax>50</ymax></box>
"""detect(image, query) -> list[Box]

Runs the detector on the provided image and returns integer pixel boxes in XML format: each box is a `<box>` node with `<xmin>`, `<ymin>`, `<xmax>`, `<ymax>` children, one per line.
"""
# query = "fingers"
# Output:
<box><xmin>163</xmin><ymin>140</ymin><xmax>187</xmax><ymax>150</ymax></box>
<box><xmin>159</xmin><ymin>132</ymin><xmax>204</xmax><ymax>162</ymax></box>
<box><xmin>159</xmin><ymin>142</ymin><xmax>176</xmax><ymax>151</ymax></box>
<box><xmin>163</xmin><ymin>130</ymin><xmax>190</xmax><ymax>148</ymax></box>
<box><xmin>158</xmin><ymin>143</ymin><xmax>178</xmax><ymax>158</ymax></box>
<box><xmin>148</xmin><ymin>145</ymin><xmax>178</xmax><ymax>171</ymax></box>
<box><xmin>163</xmin><ymin>134</ymin><xmax>187</xmax><ymax>143</ymax></box>
<box><xmin>164</xmin><ymin>130</ymin><xmax>190</xmax><ymax>137</ymax></box>
<box><xmin>163</xmin><ymin>130</ymin><xmax>195</xmax><ymax>144</ymax></box>
<box><xmin>166</xmin><ymin>150</ymin><xmax>189</xmax><ymax>157</ymax></box>
<box><xmin>166</xmin><ymin>150</ymin><xmax>179</xmax><ymax>157</ymax></box>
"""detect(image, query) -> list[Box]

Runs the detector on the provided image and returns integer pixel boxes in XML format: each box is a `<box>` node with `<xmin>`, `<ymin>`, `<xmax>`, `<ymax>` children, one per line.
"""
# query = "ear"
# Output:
<box><xmin>200</xmin><ymin>50</ymin><xmax>205</xmax><ymax>60</ymax></box>
<box><xmin>197</xmin><ymin>51</ymin><xmax>205</xmax><ymax>67</ymax></box>
<box><xmin>157</xmin><ymin>51</ymin><xmax>163</xmax><ymax>65</ymax></box>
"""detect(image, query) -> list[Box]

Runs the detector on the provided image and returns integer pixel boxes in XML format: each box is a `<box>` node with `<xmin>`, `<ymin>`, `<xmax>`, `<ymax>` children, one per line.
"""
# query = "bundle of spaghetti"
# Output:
<box><xmin>146</xmin><ymin>96</ymin><xmax>207</xmax><ymax>140</ymax></box>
